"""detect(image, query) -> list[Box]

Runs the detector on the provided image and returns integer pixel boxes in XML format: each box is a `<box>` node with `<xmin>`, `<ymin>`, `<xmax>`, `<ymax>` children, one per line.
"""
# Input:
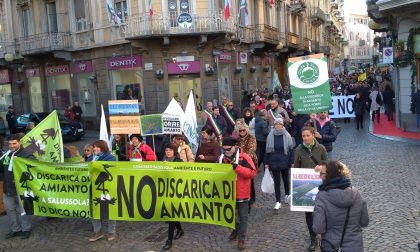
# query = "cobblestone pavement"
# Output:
<box><xmin>1</xmin><ymin>122</ymin><xmax>419</xmax><ymax>252</ymax></box>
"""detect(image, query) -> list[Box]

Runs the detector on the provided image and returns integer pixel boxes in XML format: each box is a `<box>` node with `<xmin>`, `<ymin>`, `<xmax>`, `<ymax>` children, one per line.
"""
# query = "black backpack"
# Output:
<box><xmin>376</xmin><ymin>92</ymin><xmax>383</xmax><ymax>105</ymax></box>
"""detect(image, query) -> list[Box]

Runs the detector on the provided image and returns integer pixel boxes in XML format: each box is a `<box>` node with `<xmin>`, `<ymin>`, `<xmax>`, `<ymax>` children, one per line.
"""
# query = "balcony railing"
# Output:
<box><xmin>288</xmin><ymin>32</ymin><xmax>299</xmax><ymax>48</ymax></box>
<box><xmin>237</xmin><ymin>25</ymin><xmax>254</xmax><ymax>43</ymax></box>
<box><xmin>0</xmin><ymin>41</ymin><xmax>17</xmax><ymax>58</ymax></box>
<box><xmin>19</xmin><ymin>32</ymin><xmax>72</xmax><ymax>55</ymax></box>
<box><xmin>124</xmin><ymin>11</ymin><xmax>236</xmax><ymax>38</ymax></box>
<box><xmin>290</xmin><ymin>0</ymin><xmax>306</xmax><ymax>14</ymax></box>
<box><xmin>252</xmin><ymin>25</ymin><xmax>279</xmax><ymax>44</ymax></box>
<box><xmin>310</xmin><ymin>7</ymin><xmax>326</xmax><ymax>26</ymax></box>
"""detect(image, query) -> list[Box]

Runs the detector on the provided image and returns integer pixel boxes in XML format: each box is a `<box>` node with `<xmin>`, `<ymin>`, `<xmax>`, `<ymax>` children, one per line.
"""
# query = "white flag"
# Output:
<box><xmin>184</xmin><ymin>90</ymin><xmax>199</xmax><ymax>154</ymax></box>
<box><xmin>272</xmin><ymin>70</ymin><xmax>281</xmax><ymax>91</ymax></box>
<box><xmin>164</xmin><ymin>98</ymin><xmax>185</xmax><ymax>131</ymax></box>
<box><xmin>99</xmin><ymin>104</ymin><xmax>111</xmax><ymax>149</ymax></box>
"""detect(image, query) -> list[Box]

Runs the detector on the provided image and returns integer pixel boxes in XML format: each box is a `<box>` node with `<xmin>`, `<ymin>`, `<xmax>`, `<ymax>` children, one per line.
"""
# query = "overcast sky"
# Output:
<box><xmin>343</xmin><ymin>0</ymin><xmax>368</xmax><ymax>15</ymax></box>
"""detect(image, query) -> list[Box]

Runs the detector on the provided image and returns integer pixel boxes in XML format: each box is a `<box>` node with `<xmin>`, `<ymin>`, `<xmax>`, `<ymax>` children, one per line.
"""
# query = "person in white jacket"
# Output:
<box><xmin>369</xmin><ymin>86</ymin><xmax>383</xmax><ymax>123</ymax></box>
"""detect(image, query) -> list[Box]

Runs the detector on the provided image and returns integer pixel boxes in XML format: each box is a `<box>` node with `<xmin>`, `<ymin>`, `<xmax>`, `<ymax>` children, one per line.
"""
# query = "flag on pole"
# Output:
<box><xmin>99</xmin><ymin>104</ymin><xmax>111</xmax><ymax>149</ymax></box>
<box><xmin>184</xmin><ymin>90</ymin><xmax>199</xmax><ymax>155</ymax></box>
<box><xmin>20</xmin><ymin>110</ymin><xmax>64</xmax><ymax>163</ymax></box>
<box><xmin>272</xmin><ymin>70</ymin><xmax>281</xmax><ymax>91</ymax></box>
<box><xmin>224</xmin><ymin>0</ymin><xmax>231</xmax><ymax>20</ymax></box>
<box><xmin>239</xmin><ymin>0</ymin><xmax>249</xmax><ymax>26</ymax></box>
<box><xmin>149</xmin><ymin>0</ymin><xmax>153</xmax><ymax>17</ymax></box>
<box><xmin>164</xmin><ymin>98</ymin><xmax>186</xmax><ymax>131</ymax></box>
<box><xmin>270</xmin><ymin>0</ymin><xmax>275</xmax><ymax>7</ymax></box>
<box><xmin>106</xmin><ymin>0</ymin><xmax>122</xmax><ymax>25</ymax></box>
<box><xmin>358</xmin><ymin>72</ymin><xmax>366</xmax><ymax>82</ymax></box>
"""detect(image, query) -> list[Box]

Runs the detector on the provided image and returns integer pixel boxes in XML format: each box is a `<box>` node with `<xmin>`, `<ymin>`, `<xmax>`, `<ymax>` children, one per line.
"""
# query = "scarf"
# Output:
<box><xmin>318</xmin><ymin>176</ymin><xmax>352</xmax><ymax>191</ymax></box>
<box><xmin>266</xmin><ymin>127</ymin><xmax>294</xmax><ymax>155</ymax></box>
<box><xmin>163</xmin><ymin>156</ymin><xmax>176</xmax><ymax>162</ymax></box>
<box><xmin>303</xmin><ymin>139</ymin><xmax>316</xmax><ymax>149</ymax></box>
<box><xmin>244</xmin><ymin>115</ymin><xmax>253</xmax><ymax>125</ymax></box>
<box><xmin>93</xmin><ymin>152</ymin><xmax>103</xmax><ymax>161</ymax></box>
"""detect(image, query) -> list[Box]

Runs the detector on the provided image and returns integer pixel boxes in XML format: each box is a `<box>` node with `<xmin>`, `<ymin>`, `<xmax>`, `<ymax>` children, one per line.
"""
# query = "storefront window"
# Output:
<box><xmin>78</xmin><ymin>73</ymin><xmax>96</xmax><ymax>117</ymax></box>
<box><xmin>29</xmin><ymin>77</ymin><xmax>43</xmax><ymax>112</ymax></box>
<box><xmin>110</xmin><ymin>69</ymin><xmax>144</xmax><ymax>114</ymax></box>
<box><xmin>48</xmin><ymin>74</ymin><xmax>71</xmax><ymax>112</ymax></box>
<box><xmin>218</xmin><ymin>64</ymin><xmax>232</xmax><ymax>103</ymax></box>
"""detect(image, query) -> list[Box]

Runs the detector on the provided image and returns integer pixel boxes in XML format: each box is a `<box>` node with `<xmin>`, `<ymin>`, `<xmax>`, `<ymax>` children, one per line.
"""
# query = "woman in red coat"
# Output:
<box><xmin>127</xmin><ymin>134</ymin><xmax>156</xmax><ymax>161</ymax></box>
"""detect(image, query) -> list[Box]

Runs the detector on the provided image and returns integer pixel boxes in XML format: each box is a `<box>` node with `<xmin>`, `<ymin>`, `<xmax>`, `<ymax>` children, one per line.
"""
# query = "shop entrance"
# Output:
<box><xmin>168</xmin><ymin>75</ymin><xmax>202</xmax><ymax>113</ymax></box>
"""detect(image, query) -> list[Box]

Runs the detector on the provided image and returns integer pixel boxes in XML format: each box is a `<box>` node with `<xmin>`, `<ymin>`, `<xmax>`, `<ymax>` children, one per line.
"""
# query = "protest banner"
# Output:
<box><xmin>90</xmin><ymin>161</ymin><xmax>236</xmax><ymax>228</ymax></box>
<box><xmin>184</xmin><ymin>90</ymin><xmax>199</xmax><ymax>154</ymax></box>
<box><xmin>329</xmin><ymin>95</ymin><xmax>355</xmax><ymax>118</ymax></box>
<box><xmin>140</xmin><ymin>114</ymin><xmax>163</xmax><ymax>135</ymax></box>
<box><xmin>290</xmin><ymin>168</ymin><xmax>322</xmax><ymax>212</ymax></box>
<box><xmin>20</xmin><ymin>110</ymin><xmax>63</xmax><ymax>162</ymax></box>
<box><xmin>162</xmin><ymin>114</ymin><xmax>182</xmax><ymax>134</ymax></box>
<box><xmin>288</xmin><ymin>54</ymin><xmax>332</xmax><ymax>114</ymax></box>
<box><xmin>13</xmin><ymin>157</ymin><xmax>90</xmax><ymax>218</ymax></box>
<box><xmin>109</xmin><ymin>100</ymin><xmax>141</xmax><ymax>134</ymax></box>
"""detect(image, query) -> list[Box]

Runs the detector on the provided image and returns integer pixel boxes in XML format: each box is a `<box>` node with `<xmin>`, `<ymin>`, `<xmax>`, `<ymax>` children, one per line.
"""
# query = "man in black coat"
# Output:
<box><xmin>1</xmin><ymin>134</ymin><xmax>35</xmax><ymax>239</ymax></box>
<box><xmin>6</xmin><ymin>106</ymin><xmax>17</xmax><ymax>134</ymax></box>
<box><xmin>71</xmin><ymin>101</ymin><xmax>83</xmax><ymax>122</ymax></box>
<box><xmin>219</xmin><ymin>101</ymin><xmax>239</xmax><ymax>136</ymax></box>
<box><xmin>413</xmin><ymin>85</ymin><xmax>420</xmax><ymax>129</ymax></box>
<box><xmin>205</xmin><ymin>107</ymin><xmax>228</xmax><ymax>139</ymax></box>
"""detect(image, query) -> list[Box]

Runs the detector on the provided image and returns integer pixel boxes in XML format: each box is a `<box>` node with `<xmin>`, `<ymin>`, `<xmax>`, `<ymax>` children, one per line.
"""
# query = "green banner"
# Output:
<box><xmin>13</xmin><ymin>157</ymin><xmax>90</xmax><ymax>218</ymax></box>
<box><xmin>90</xmin><ymin>161</ymin><xmax>236</xmax><ymax>228</ymax></box>
<box><xmin>140</xmin><ymin>114</ymin><xmax>163</xmax><ymax>135</ymax></box>
<box><xmin>288</xmin><ymin>55</ymin><xmax>332</xmax><ymax>114</ymax></box>
<box><xmin>20</xmin><ymin>110</ymin><xmax>64</xmax><ymax>162</ymax></box>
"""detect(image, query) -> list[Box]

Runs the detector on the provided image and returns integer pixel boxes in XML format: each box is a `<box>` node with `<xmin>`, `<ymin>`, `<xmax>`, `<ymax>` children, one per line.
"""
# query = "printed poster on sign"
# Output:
<box><xmin>288</xmin><ymin>54</ymin><xmax>332</xmax><ymax>114</ymax></box>
<box><xmin>329</xmin><ymin>95</ymin><xmax>355</xmax><ymax>118</ymax></box>
<box><xmin>140</xmin><ymin>114</ymin><xmax>163</xmax><ymax>135</ymax></box>
<box><xmin>290</xmin><ymin>168</ymin><xmax>322</xmax><ymax>212</ymax></box>
<box><xmin>162</xmin><ymin>114</ymin><xmax>182</xmax><ymax>134</ymax></box>
<box><xmin>90</xmin><ymin>161</ymin><xmax>237</xmax><ymax>228</ymax></box>
<box><xmin>108</xmin><ymin>100</ymin><xmax>141</xmax><ymax>134</ymax></box>
<box><xmin>12</xmin><ymin>157</ymin><xmax>90</xmax><ymax>218</ymax></box>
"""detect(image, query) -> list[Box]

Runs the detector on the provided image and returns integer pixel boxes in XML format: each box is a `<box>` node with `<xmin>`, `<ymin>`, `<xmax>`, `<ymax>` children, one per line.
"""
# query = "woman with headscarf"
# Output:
<box><xmin>264</xmin><ymin>117</ymin><xmax>294</xmax><ymax>210</ymax></box>
<box><xmin>236</xmin><ymin>123</ymin><xmax>257</xmax><ymax>206</ymax></box>
<box><xmin>162</xmin><ymin>143</ymin><xmax>184</xmax><ymax>250</ymax></box>
<box><xmin>313</xmin><ymin>160</ymin><xmax>369</xmax><ymax>252</ymax></box>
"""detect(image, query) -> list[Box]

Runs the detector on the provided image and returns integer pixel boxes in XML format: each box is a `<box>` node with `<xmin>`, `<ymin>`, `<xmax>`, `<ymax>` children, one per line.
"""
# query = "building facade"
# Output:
<box><xmin>367</xmin><ymin>0</ymin><xmax>420</xmax><ymax>132</ymax></box>
<box><xmin>0</xmin><ymin>0</ymin><xmax>346</xmax><ymax>129</ymax></box>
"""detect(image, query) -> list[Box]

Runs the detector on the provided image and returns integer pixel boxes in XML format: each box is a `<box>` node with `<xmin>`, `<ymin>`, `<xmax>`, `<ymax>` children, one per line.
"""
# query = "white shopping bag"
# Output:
<box><xmin>261</xmin><ymin>168</ymin><xmax>275</xmax><ymax>194</ymax></box>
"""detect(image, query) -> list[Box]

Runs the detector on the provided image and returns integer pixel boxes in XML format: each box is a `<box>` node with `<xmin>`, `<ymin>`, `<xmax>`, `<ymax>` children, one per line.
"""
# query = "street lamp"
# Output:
<box><xmin>4</xmin><ymin>53</ymin><xmax>14</xmax><ymax>62</ymax></box>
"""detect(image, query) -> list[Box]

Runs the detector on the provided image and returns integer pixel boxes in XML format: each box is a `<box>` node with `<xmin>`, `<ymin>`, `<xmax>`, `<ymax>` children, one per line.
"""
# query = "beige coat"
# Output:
<box><xmin>178</xmin><ymin>142</ymin><xmax>195</xmax><ymax>162</ymax></box>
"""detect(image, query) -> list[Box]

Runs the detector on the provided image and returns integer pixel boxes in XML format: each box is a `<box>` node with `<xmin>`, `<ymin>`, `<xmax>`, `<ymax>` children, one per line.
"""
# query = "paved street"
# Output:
<box><xmin>1</xmin><ymin>121</ymin><xmax>419</xmax><ymax>252</ymax></box>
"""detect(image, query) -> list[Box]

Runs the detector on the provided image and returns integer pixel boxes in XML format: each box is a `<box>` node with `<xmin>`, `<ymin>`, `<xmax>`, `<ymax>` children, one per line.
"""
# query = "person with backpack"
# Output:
<box><xmin>369</xmin><ymin>86</ymin><xmax>383</xmax><ymax>124</ymax></box>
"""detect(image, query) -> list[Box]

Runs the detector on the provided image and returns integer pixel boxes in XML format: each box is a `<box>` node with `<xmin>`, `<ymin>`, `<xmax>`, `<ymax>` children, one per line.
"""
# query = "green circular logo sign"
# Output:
<box><xmin>297</xmin><ymin>62</ymin><xmax>320</xmax><ymax>84</ymax></box>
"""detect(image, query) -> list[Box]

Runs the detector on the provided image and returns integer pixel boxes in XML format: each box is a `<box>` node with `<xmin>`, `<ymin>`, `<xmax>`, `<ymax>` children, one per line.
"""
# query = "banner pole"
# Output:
<box><xmin>152</xmin><ymin>135</ymin><xmax>156</xmax><ymax>160</ymax></box>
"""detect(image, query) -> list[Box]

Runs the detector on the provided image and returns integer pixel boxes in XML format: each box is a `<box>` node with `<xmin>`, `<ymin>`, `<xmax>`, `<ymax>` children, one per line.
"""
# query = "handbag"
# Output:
<box><xmin>321</xmin><ymin>207</ymin><xmax>351</xmax><ymax>252</ymax></box>
<box><xmin>261</xmin><ymin>168</ymin><xmax>275</xmax><ymax>194</ymax></box>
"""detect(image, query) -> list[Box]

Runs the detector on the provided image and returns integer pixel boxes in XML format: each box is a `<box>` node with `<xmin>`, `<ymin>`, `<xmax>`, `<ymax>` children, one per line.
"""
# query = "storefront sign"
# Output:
<box><xmin>144</xmin><ymin>63</ymin><xmax>153</xmax><ymax>71</ymax></box>
<box><xmin>167</xmin><ymin>60</ymin><xmax>200</xmax><ymax>75</ymax></box>
<box><xmin>73</xmin><ymin>61</ymin><xmax>93</xmax><ymax>74</ymax></box>
<box><xmin>290</xmin><ymin>168</ymin><xmax>322</xmax><ymax>212</ymax></box>
<box><xmin>239</xmin><ymin>52</ymin><xmax>248</xmax><ymax>64</ymax></box>
<box><xmin>253</xmin><ymin>56</ymin><xmax>262</xmax><ymax>65</ymax></box>
<box><xmin>45</xmin><ymin>65</ymin><xmax>70</xmax><ymax>76</ymax></box>
<box><xmin>25</xmin><ymin>68</ymin><xmax>40</xmax><ymax>78</ymax></box>
<box><xmin>0</xmin><ymin>69</ymin><xmax>11</xmax><ymax>83</ymax></box>
<box><xmin>288</xmin><ymin>53</ymin><xmax>332</xmax><ymax>113</ymax></box>
<box><xmin>218</xmin><ymin>52</ymin><xmax>232</xmax><ymax>64</ymax></box>
<box><xmin>107</xmin><ymin>55</ymin><xmax>142</xmax><ymax>70</ymax></box>
<box><xmin>90</xmin><ymin>161</ymin><xmax>236</xmax><ymax>228</ymax></box>
<box><xmin>177</xmin><ymin>12</ymin><xmax>193</xmax><ymax>28</ymax></box>
<box><xmin>162</xmin><ymin>114</ymin><xmax>182</xmax><ymax>134</ymax></box>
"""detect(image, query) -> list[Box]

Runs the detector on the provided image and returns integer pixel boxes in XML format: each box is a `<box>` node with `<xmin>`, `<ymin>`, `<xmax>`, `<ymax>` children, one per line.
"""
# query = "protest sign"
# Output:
<box><xmin>109</xmin><ymin>100</ymin><xmax>141</xmax><ymax>134</ymax></box>
<box><xmin>290</xmin><ymin>168</ymin><xmax>322</xmax><ymax>212</ymax></box>
<box><xmin>13</xmin><ymin>157</ymin><xmax>90</xmax><ymax>218</ymax></box>
<box><xmin>140</xmin><ymin>114</ymin><xmax>163</xmax><ymax>135</ymax></box>
<box><xmin>90</xmin><ymin>161</ymin><xmax>236</xmax><ymax>228</ymax></box>
<box><xmin>162</xmin><ymin>114</ymin><xmax>182</xmax><ymax>134</ymax></box>
<box><xmin>20</xmin><ymin>111</ymin><xmax>63</xmax><ymax>162</ymax></box>
<box><xmin>164</xmin><ymin>98</ymin><xmax>185</xmax><ymax>131</ymax></box>
<box><xmin>288</xmin><ymin>54</ymin><xmax>332</xmax><ymax>114</ymax></box>
<box><xmin>329</xmin><ymin>95</ymin><xmax>355</xmax><ymax>118</ymax></box>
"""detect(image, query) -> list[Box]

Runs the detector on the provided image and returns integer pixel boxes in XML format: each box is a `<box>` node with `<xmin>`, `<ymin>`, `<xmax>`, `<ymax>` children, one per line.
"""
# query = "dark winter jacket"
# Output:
<box><xmin>254</xmin><ymin>116</ymin><xmax>269</xmax><ymax>142</ymax></box>
<box><xmin>219</xmin><ymin>105</ymin><xmax>239</xmax><ymax>135</ymax></box>
<box><xmin>195</xmin><ymin>140</ymin><xmax>220</xmax><ymax>163</ymax></box>
<box><xmin>265</xmin><ymin>135</ymin><xmax>294</xmax><ymax>170</ymax></box>
<box><xmin>316</xmin><ymin>119</ymin><xmax>337</xmax><ymax>153</ymax></box>
<box><xmin>294</xmin><ymin>141</ymin><xmax>328</xmax><ymax>168</ymax></box>
<box><xmin>352</xmin><ymin>98</ymin><xmax>365</xmax><ymax>115</ymax></box>
<box><xmin>382</xmin><ymin>88</ymin><xmax>395</xmax><ymax>107</ymax></box>
<box><xmin>95</xmin><ymin>151</ymin><xmax>116</xmax><ymax>161</ymax></box>
<box><xmin>1</xmin><ymin>147</ymin><xmax>35</xmax><ymax>196</ymax></box>
<box><xmin>205</xmin><ymin>115</ymin><xmax>228</xmax><ymax>138</ymax></box>
<box><xmin>313</xmin><ymin>179</ymin><xmax>369</xmax><ymax>252</ymax></box>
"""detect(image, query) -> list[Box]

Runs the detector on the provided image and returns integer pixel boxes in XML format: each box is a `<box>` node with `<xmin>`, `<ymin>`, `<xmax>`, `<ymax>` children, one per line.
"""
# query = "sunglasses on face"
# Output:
<box><xmin>238</xmin><ymin>129</ymin><xmax>246</xmax><ymax>132</ymax></box>
<box><xmin>84</xmin><ymin>150</ymin><xmax>91</xmax><ymax>152</ymax></box>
